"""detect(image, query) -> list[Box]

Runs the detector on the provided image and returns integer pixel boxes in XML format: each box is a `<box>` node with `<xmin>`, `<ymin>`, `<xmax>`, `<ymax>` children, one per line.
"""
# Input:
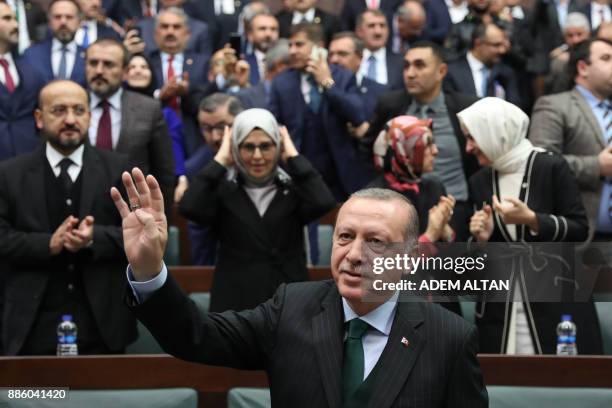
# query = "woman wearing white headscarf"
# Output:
<box><xmin>458</xmin><ymin>98</ymin><xmax>602</xmax><ymax>355</ymax></box>
<box><xmin>180</xmin><ymin>109</ymin><xmax>336</xmax><ymax>312</ymax></box>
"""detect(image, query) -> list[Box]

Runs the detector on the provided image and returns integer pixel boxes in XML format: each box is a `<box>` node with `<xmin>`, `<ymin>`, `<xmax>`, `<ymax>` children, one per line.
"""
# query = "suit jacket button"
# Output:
<box><xmin>66</xmin><ymin>198</ymin><xmax>72</xmax><ymax>206</ymax></box>
<box><xmin>67</xmin><ymin>283</ymin><xmax>75</xmax><ymax>291</ymax></box>
<box><xmin>67</xmin><ymin>264</ymin><xmax>75</xmax><ymax>272</ymax></box>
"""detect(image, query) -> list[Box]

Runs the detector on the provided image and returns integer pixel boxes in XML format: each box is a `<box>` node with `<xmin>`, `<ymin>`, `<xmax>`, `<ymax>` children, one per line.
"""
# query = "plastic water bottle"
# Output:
<box><xmin>556</xmin><ymin>314</ymin><xmax>577</xmax><ymax>356</ymax></box>
<box><xmin>56</xmin><ymin>314</ymin><xmax>78</xmax><ymax>356</ymax></box>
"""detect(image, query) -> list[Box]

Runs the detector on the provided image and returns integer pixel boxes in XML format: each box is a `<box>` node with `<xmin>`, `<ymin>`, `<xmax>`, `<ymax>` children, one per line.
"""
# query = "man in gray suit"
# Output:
<box><xmin>111</xmin><ymin>169</ymin><xmax>488</xmax><ymax>407</ymax></box>
<box><xmin>530</xmin><ymin>38</ymin><xmax>612</xmax><ymax>240</ymax></box>
<box><xmin>85</xmin><ymin>38</ymin><xmax>175</xmax><ymax>214</ymax></box>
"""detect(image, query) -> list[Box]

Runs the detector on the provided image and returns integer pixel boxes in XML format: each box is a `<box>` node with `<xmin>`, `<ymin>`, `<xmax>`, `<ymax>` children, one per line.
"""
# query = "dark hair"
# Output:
<box><xmin>567</xmin><ymin>38</ymin><xmax>612</xmax><ymax>84</ymax></box>
<box><xmin>289</xmin><ymin>22</ymin><xmax>324</xmax><ymax>45</ymax></box>
<box><xmin>48</xmin><ymin>0</ymin><xmax>80</xmax><ymax>13</ymax></box>
<box><xmin>356</xmin><ymin>8</ymin><xmax>387</xmax><ymax>29</ymax></box>
<box><xmin>87</xmin><ymin>38</ymin><xmax>130</xmax><ymax>67</ymax></box>
<box><xmin>331</xmin><ymin>31</ymin><xmax>364</xmax><ymax>56</ymax></box>
<box><xmin>409</xmin><ymin>41</ymin><xmax>446</xmax><ymax>63</ymax></box>
<box><xmin>124</xmin><ymin>53</ymin><xmax>156</xmax><ymax>97</ymax></box>
<box><xmin>199</xmin><ymin>93</ymin><xmax>244</xmax><ymax>117</ymax></box>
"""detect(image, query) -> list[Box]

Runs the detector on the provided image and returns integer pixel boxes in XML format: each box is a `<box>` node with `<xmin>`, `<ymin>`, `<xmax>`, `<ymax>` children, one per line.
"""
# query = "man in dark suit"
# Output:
<box><xmin>0</xmin><ymin>2</ymin><xmax>45</xmax><ymax>161</ymax></box>
<box><xmin>390</xmin><ymin>0</ymin><xmax>427</xmax><ymax>54</ymax></box>
<box><xmin>22</xmin><ymin>0</ymin><xmax>87</xmax><ymax>87</ymax></box>
<box><xmin>136</xmin><ymin>0</ymin><xmax>212</xmax><ymax>57</ymax></box>
<box><xmin>366</xmin><ymin>41</ymin><xmax>479</xmax><ymax>240</ymax></box>
<box><xmin>6</xmin><ymin>0</ymin><xmax>47</xmax><ymax>52</ymax></box>
<box><xmin>341</xmin><ymin>0</ymin><xmax>402</xmax><ymax>31</ymax></box>
<box><xmin>0</xmin><ymin>80</ymin><xmax>136</xmax><ymax>355</ymax></box>
<box><xmin>269</xmin><ymin>23</ymin><xmax>376</xmax><ymax>200</ymax></box>
<box><xmin>113</xmin><ymin>172</ymin><xmax>488</xmax><ymax>407</ymax></box>
<box><xmin>444</xmin><ymin>23</ymin><xmax>521</xmax><ymax>107</ymax></box>
<box><xmin>244</xmin><ymin>12</ymin><xmax>279</xmax><ymax>86</ymax></box>
<box><xmin>85</xmin><ymin>38</ymin><xmax>175</xmax><ymax>216</ymax></box>
<box><xmin>356</xmin><ymin>9</ymin><xmax>404</xmax><ymax>90</ymax></box>
<box><xmin>581</xmin><ymin>0</ymin><xmax>612</xmax><ymax>32</ymax></box>
<box><xmin>75</xmin><ymin>0</ymin><xmax>121</xmax><ymax>49</ymax></box>
<box><xmin>276</xmin><ymin>0</ymin><xmax>340</xmax><ymax>46</ymax></box>
<box><xmin>147</xmin><ymin>6</ymin><xmax>210</xmax><ymax>156</ymax></box>
<box><xmin>329</xmin><ymin>32</ymin><xmax>388</xmax><ymax>121</ymax></box>
<box><xmin>185</xmin><ymin>0</ymin><xmax>250</xmax><ymax>49</ymax></box>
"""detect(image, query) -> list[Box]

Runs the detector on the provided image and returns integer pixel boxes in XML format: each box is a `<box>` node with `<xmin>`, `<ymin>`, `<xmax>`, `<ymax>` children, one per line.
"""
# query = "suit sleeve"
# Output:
<box><xmin>529</xmin><ymin>96</ymin><xmax>601</xmax><ymax>190</ymax></box>
<box><xmin>178</xmin><ymin>160</ymin><xmax>226</xmax><ymax>226</ymax></box>
<box><xmin>285</xmin><ymin>155</ymin><xmax>337</xmax><ymax>224</ymax></box>
<box><xmin>532</xmin><ymin>156</ymin><xmax>589</xmax><ymax>242</ymax></box>
<box><xmin>325</xmin><ymin>71</ymin><xmax>366</xmax><ymax>126</ymax></box>
<box><xmin>149</xmin><ymin>103</ymin><xmax>176</xmax><ymax>215</ymax></box>
<box><xmin>128</xmin><ymin>273</ymin><xmax>283</xmax><ymax>369</ymax></box>
<box><xmin>444</xmin><ymin>325</ymin><xmax>489</xmax><ymax>408</ymax></box>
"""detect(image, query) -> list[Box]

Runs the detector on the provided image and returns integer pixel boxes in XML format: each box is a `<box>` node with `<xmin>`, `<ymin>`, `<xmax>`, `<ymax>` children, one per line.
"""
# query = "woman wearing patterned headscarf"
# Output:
<box><xmin>460</xmin><ymin>97</ymin><xmax>601</xmax><ymax>355</ymax></box>
<box><xmin>179</xmin><ymin>109</ymin><xmax>336</xmax><ymax>312</ymax></box>
<box><xmin>368</xmin><ymin>115</ymin><xmax>457</xmax><ymax>243</ymax></box>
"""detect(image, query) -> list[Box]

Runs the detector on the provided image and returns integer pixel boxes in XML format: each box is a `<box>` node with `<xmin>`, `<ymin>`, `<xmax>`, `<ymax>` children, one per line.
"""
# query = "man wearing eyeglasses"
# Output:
<box><xmin>0</xmin><ymin>79</ymin><xmax>136</xmax><ymax>355</ymax></box>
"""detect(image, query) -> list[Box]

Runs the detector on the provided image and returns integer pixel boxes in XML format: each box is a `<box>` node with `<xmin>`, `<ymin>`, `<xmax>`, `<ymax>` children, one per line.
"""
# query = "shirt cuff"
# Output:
<box><xmin>126</xmin><ymin>263</ymin><xmax>168</xmax><ymax>304</ymax></box>
<box><xmin>215</xmin><ymin>73</ymin><xmax>227</xmax><ymax>90</ymax></box>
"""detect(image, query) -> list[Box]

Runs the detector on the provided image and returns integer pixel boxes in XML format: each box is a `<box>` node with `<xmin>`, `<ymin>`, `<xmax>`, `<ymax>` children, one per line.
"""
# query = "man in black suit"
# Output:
<box><xmin>367</xmin><ymin>41</ymin><xmax>479</xmax><ymax>240</ymax></box>
<box><xmin>276</xmin><ymin>0</ymin><xmax>340</xmax><ymax>46</ymax></box>
<box><xmin>356</xmin><ymin>8</ymin><xmax>404</xmax><ymax>90</ymax></box>
<box><xmin>85</xmin><ymin>38</ymin><xmax>175</xmax><ymax>215</ymax></box>
<box><xmin>0</xmin><ymin>80</ymin><xmax>136</xmax><ymax>355</ymax></box>
<box><xmin>341</xmin><ymin>0</ymin><xmax>402</xmax><ymax>31</ymax></box>
<box><xmin>75</xmin><ymin>0</ymin><xmax>121</xmax><ymax>49</ymax></box>
<box><xmin>444</xmin><ymin>23</ymin><xmax>521</xmax><ymax>107</ymax></box>
<box><xmin>113</xmin><ymin>172</ymin><xmax>488</xmax><ymax>407</ymax></box>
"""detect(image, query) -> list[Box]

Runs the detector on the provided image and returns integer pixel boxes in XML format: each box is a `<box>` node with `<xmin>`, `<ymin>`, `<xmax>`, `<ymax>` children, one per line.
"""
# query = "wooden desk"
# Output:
<box><xmin>1</xmin><ymin>355</ymin><xmax>611</xmax><ymax>407</ymax></box>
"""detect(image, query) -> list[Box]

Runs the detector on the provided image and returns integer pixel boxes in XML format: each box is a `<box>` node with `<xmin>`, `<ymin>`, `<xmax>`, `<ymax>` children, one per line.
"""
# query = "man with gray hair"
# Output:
<box><xmin>149</xmin><ymin>6</ymin><xmax>211</xmax><ymax>156</ymax></box>
<box><xmin>545</xmin><ymin>12</ymin><xmax>591</xmax><ymax>94</ymax></box>
<box><xmin>238</xmin><ymin>39</ymin><xmax>289</xmax><ymax>109</ymax></box>
<box><xmin>391</xmin><ymin>0</ymin><xmax>427</xmax><ymax>54</ymax></box>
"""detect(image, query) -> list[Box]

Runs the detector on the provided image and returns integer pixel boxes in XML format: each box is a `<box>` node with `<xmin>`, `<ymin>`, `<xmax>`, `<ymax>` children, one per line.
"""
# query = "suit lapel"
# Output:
<box><xmin>572</xmin><ymin>89</ymin><xmax>605</xmax><ymax>148</ymax></box>
<box><xmin>116</xmin><ymin>91</ymin><xmax>135</xmax><ymax>152</ymax></box>
<box><xmin>71</xmin><ymin>46</ymin><xmax>86</xmax><ymax>82</ymax></box>
<box><xmin>312</xmin><ymin>287</ymin><xmax>344</xmax><ymax>408</ymax></box>
<box><xmin>150</xmin><ymin>52</ymin><xmax>164</xmax><ymax>88</ymax></box>
<box><xmin>78</xmin><ymin>144</ymin><xmax>102</xmax><ymax>217</ymax></box>
<box><xmin>366</xmin><ymin>301</ymin><xmax>425</xmax><ymax>408</ymax></box>
<box><xmin>27</xmin><ymin>149</ymin><xmax>51</xmax><ymax>232</ymax></box>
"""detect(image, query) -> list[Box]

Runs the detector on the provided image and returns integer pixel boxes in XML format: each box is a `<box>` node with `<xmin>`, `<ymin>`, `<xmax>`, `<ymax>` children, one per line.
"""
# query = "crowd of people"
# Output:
<box><xmin>0</xmin><ymin>0</ymin><xmax>610</xmax><ymax>370</ymax></box>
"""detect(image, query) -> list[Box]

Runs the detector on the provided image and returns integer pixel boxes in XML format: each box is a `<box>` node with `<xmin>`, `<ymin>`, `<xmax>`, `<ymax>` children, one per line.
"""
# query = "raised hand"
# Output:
<box><xmin>214</xmin><ymin>126</ymin><xmax>234</xmax><ymax>167</ymax></box>
<box><xmin>492</xmin><ymin>195</ymin><xmax>539</xmax><ymax>232</ymax></box>
<box><xmin>110</xmin><ymin>168</ymin><xmax>168</xmax><ymax>281</ymax></box>
<box><xmin>279</xmin><ymin>126</ymin><xmax>298</xmax><ymax>162</ymax></box>
<box><xmin>470</xmin><ymin>204</ymin><xmax>494</xmax><ymax>243</ymax></box>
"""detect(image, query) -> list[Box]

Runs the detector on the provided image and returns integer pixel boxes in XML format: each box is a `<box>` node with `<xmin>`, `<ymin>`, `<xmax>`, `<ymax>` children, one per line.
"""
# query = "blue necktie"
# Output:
<box><xmin>480</xmin><ymin>66</ymin><xmax>490</xmax><ymax>97</ymax></box>
<box><xmin>307</xmin><ymin>76</ymin><xmax>321</xmax><ymax>113</ymax></box>
<box><xmin>81</xmin><ymin>25</ymin><xmax>89</xmax><ymax>49</ymax></box>
<box><xmin>57</xmin><ymin>46</ymin><xmax>68</xmax><ymax>79</ymax></box>
<box><xmin>367</xmin><ymin>55</ymin><xmax>377</xmax><ymax>82</ymax></box>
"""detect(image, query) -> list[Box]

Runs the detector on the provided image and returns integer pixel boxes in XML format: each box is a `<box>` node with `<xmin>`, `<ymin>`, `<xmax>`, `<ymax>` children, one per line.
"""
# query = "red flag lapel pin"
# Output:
<box><xmin>401</xmin><ymin>337</ymin><xmax>410</xmax><ymax>347</ymax></box>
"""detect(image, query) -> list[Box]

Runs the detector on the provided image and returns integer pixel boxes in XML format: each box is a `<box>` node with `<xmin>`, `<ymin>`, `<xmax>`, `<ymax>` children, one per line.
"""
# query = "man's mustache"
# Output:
<box><xmin>164</xmin><ymin>35</ymin><xmax>177</xmax><ymax>41</ymax></box>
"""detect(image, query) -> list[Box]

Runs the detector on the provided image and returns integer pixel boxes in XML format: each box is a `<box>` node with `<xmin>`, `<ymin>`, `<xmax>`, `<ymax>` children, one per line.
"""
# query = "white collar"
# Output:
<box><xmin>46</xmin><ymin>142</ymin><xmax>84</xmax><ymax>170</ymax></box>
<box><xmin>52</xmin><ymin>38</ymin><xmax>77</xmax><ymax>53</ymax></box>
<box><xmin>466</xmin><ymin>51</ymin><xmax>485</xmax><ymax>71</ymax></box>
<box><xmin>363</xmin><ymin>47</ymin><xmax>386</xmax><ymax>60</ymax></box>
<box><xmin>90</xmin><ymin>88</ymin><xmax>123</xmax><ymax>109</ymax></box>
<box><xmin>0</xmin><ymin>52</ymin><xmax>15</xmax><ymax>64</ymax></box>
<box><xmin>254</xmin><ymin>48</ymin><xmax>266</xmax><ymax>61</ymax></box>
<box><xmin>293</xmin><ymin>8</ymin><xmax>316</xmax><ymax>22</ymax></box>
<box><xmin>342</xmin><ymin>291</ymin><xmax>399</xmax><ymax>335</ymax></box>
<box><xmin>161</xmin><ymin>51</ymin><xmax>184</xmax><ymax>62</ymax></box>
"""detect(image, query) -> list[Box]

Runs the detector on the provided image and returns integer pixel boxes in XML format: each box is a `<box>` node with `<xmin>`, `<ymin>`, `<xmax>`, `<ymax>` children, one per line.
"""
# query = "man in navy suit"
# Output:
<box><xmin>341</xmin><ymin>0</ymin><xmax>402</xmax><ymax>31</ymax></box>
<box><xmin>329</xmin><ymin>32</ymin><xmax>387</xmax><ymax>121</ymax></box>
<box><xmin>244</xmin><ymin>12</ymin><xmax>279</xmax><ymax>86</ymax></box>
<box><xmin>268</xmin><ymin>23</ymin><xmax>376</xmax><ymax>200</ymax></box>
<box><xmin>147</xmin><ymin>6</ymin><xmax>210</xmax><ymax>156</ymax></box>
<box><xmin>0</xmin><ymin>1</ymin><xmax>45</xmax><ymax>161</ymax></box>
<box><xmin>75</xmin><ymin>0</ymin><xmax>121</xmax><ymax>49</ymax></box>
<box><xmin>356</xmin><ymin>9</ymin><xmax>404</xmax><ymax>90</ymax></box>
<box><xmin>444</xmin><ymin>23</ymin><xmax>521</xmax><ymax>107</ymax></box>
<box><xmin>22</xmin><ymin>0</ymin><xmax>87</xmax><ymax>87</ymax></box>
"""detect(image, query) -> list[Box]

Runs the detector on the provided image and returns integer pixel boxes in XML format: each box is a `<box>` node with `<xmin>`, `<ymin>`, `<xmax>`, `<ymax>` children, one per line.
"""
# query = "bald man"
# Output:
<box><xmin>0</xmin><ymin>80</ymin><xmax>135</xmax><ymax>355</ymax></box>
<box><xmin>392</xmin><ymin>0</ymin><xmax>427</xmax><ymax>54</ymax></box>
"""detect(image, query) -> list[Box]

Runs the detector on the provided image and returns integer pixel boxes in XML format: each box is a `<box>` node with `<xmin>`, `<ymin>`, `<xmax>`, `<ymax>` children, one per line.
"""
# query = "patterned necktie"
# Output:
<box><xmin>307</xmin><ymin>76</ymin><xmax>321</xmax><ymax>113</ymax></box>
<box><xmin>58</xmin><ymin>158</ymin><xmax>74</xmax><ymax>195</ymax></box>
<box><xmin>96</xmin><ymin>100</ymin><xmax>112</xmax><ymax>150</ymax></box>
<box><xmin>0</xmin><ymin>58</ymin><xmax>15</xmax><ymax>93</ymax></box>
<box><xmin>367</xmin><ymin>55</ymin><xmax>377</xmax><ymax>82</ymax></box>
<box><xmin>342</xmin><ymin>318</ymin><xmax>370</xmax><ymax>402</ymax></box>
<box><xmin>57</xmin><ymin>46</ymin><xmax>68</xmax><ymax>79</ymax></box>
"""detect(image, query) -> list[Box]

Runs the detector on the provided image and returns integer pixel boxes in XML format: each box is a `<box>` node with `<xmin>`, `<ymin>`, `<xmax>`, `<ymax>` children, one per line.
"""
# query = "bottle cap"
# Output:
<box><xmin>62</xmin><ymin>314</ymin><xmax>73</xmax><ymax>321</ymax></box>
<box><xmin>561</xmin><ymin>314</ymin><xmax>572</xmax><ymax>321</ymax></box>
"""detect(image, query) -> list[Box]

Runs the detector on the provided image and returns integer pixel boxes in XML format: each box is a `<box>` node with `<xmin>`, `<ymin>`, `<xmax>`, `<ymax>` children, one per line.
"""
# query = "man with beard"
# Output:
<box><xmin>0</xmin><ymin>80</ymin><xmax>136</xmax><ymax>355</ymax></box>
<box><xmin>85</xmin><ymin>38</ymin><xmax>175</xmax><ymax>216</ymax></box>
<box><xmin>276</xmin><ymin>0</ymin><xmax>340</xmax><ymax>46</ymax></box>
<box><xmin>0</xmin><ymin>1</ymin><xmax>45</xmax><ymax>160</ymax></box>
<box><xmin>244</xmin><ymin>12</ymin><xmax>279</xmax><ymax>86</ymax></box>
<box><xmin>23</xmin><ymin>0</ymin><xmax>86</xmax><ymax>86</ymax></box>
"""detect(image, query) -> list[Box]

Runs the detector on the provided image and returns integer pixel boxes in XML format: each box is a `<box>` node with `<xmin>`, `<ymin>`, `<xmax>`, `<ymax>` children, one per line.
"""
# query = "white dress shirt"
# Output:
<box><xmin>300</xmin><ymin>73</ymin><xmax>314</xmax><ymax>104</ymax></box>
<box><xmin>360</xmin><ymin>47</ymin><xmax>388</xmax><ymax>85</ymax></box>
<box><xmin>215</xmin><ymin>0</ymin><xmax>236</xmax><ymax>15</ymax></box>
<box><xmin>88</xmin><ymin>89</ymin><xmax>123</xmax><ymax>149</ymax></box>
<box><xmin>445</xmin><ymin>0</ymin><xmax>469</xmax><ymax>24</ymax></box>
<box><xmin>51</xmin><ymin>38</ymin><xmax>78</xmax><ymax>78</ymax></box>
<box><xmin>364</xmin><ymin>0</ymin><xmax>381</xmax><ymax>8</ymax></box>
<box><xmin>75</xmin><ymin>20</ymin><xmax>98</xmax><ymax>48</ymax></box>
<box><xmin>6</xmin><ymin>0</ymin><xmax>30</xmax><ymax>53</ymax></box>
<box><xmin>254</xmin><ymin>49</ymin><xmax>266</xmax><ymax>81</ymax></box>
<box><xmin>466</xmin><ymin>51</ymin><xmax>487</xmax><ymax>97</ymax></box>
<box><xmin>591</xmin><ymin>2</ymin><xmax>612</xmax><ymax>30</ymax></box>
<box><xmin>160</xmin><ymin>52</ymin><xmax>184</xmax><ymax>84</ymax></box>
<box><xmin>0</xmin><ymin>52</ymin><xmax>20</xmax><ymax>89</ymax></box>
<box><xmin>292</xmin><ymin>8</ymin><xmax>316</xmax><ymax>24</ymax></box>
<box><xmin>46</xmin><ymin>142</ymin><xmax>84</xmax><ymax>182</ymax></box>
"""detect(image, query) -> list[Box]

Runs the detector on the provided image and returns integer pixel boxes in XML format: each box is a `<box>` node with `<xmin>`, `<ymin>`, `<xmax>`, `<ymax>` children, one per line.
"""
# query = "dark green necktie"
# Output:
<box><xmin>342</xmin><ymin>318</ymin><xmax>370</xmax><ymax>401</ymax></box>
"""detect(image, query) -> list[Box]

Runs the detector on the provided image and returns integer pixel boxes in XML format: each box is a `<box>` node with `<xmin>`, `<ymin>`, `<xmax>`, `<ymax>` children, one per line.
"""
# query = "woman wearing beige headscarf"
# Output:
<box><xmin>180</xmin><ymin>109</ymin><xmax>336</xmax><ymax>312</ymax></box>
<box><xmin>458</xmin><ymin>97</ymin><xmax>602</xmax><ymax>355</ymax></box>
